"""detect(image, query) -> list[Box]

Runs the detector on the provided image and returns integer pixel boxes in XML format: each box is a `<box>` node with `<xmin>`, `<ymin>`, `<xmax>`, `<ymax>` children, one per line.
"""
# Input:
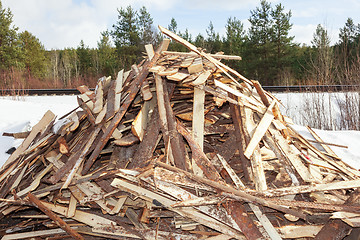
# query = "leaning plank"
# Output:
<box><xmin>177</xmin><ymin>123</ymin><xmax>221</xmax><ymax>181</ymax></box>
<box><xmin>192</xmin><ymin>84</ymin><xmax>205</xmax><ymax>150</ymax></box>
<box><xmin>0</xmin><ymin>110</ymin><xmax>55</xmax><ymax>174</ymax></box>
<box><xmin>92</xmin><ymin>78</ymin><xmax>104</xmax><ymax>114</ymax></box>
<box><xmin>27</xmin><ymin>193</ymin><xmax>84</xmax><ymax>240</ymax></box>
<box><xmin>131</xmin><ymin>97</ymin><xmax>156</xmax><ymax>141</ymax></box>
<box><xmin>268</xmin><ymin>126</ymin><xmax>315</xmax><ymax>183</ymax></box>
<box><xmin>244</xmin><ymin>100</ymin><xmax>276</xmax><ymax>159</ymax></box>
<box><xmin>114</xmin><ymin>70</ymin><xmax>124</xmax><ymax>112</ymax></box>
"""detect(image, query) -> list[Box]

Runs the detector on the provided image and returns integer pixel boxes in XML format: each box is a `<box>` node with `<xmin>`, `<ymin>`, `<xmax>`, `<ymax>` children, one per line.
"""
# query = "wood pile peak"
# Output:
<box><xmin>0</xmin><ymin>25</ymin><xmax>359</xmax><ymax>239</ymax></box>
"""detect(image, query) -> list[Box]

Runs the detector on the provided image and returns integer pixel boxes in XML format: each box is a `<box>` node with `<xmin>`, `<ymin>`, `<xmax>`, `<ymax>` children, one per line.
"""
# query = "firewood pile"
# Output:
<box><xmin>1</xmin><ymin>26</ymin><xmax>360</xmax><ymax>240</ymax></box>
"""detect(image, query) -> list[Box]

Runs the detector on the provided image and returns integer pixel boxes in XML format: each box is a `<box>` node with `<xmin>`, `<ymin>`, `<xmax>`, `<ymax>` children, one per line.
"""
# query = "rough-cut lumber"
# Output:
<box><xmin>244</xmin><ymin>100</ymin><xmax>276</xmax><ymax>159</ymax></box>
<box><xmin>162</xmin><ymin>51</ymin><xmax>242</xmax><ymax>60</ymax></box>
<box><xmin>27</xmin><ymin>193</ymin><xmax>84</xmax><ymax>240</ymax></box>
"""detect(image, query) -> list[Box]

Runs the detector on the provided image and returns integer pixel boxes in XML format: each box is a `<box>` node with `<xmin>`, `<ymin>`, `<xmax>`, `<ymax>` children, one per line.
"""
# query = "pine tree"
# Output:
<box><xmin>111</xmin><ymin>5</ymin><xmax>141</xmax><ymax>69</ymax></box>
<box><xmin>223</xmin><ymin>17</ymin><xmax>246</xmax><ymax>72</ymax></box>
<box><xmin>77</xmin><ymin>40</ymin><xmax>93</xmax><ymax>77</ymax></box>
<box><xmin>18</xmin><ymin>30</ymin><xmax>47</xmax><ymax>78</ymax></box>
<box><xmin>248</xmin><ymin>0</ymin><xmax>274</xmax><ymax>84</ymax></box>
<box><xmin>98</xmin><ymin>30</ymin><xmax>116</xmax><ymax>77</ymax></box>
<box><xmin>138</xmin><ymin>6</ymin><xmax>156</xmax><ymax>45</ymax></box>
<box><xmin>205</xmin><ymin>21</ymin><xmax>222</xmax><ymax>53</ymax></box>
<box><xmin>247</xmin><ymin>0</ymin><xmax>295</xmax><ymax>85</ymax></box>
<box><xmin>0</xmin><ymin>1</ymin><xmax>21</xmax><ymax>70</ymax></box>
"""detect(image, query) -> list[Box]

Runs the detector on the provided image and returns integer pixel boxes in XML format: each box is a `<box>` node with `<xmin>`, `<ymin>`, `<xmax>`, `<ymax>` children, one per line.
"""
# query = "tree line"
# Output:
<box><xmin>1</xmin><ymin>0</ymin><xmax>360</xmax><ymax>89</ymax></box>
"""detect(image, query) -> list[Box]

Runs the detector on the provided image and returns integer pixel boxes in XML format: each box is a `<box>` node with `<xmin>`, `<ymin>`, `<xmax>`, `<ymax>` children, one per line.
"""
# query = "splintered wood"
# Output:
<box><xmin>1</xmin><ymin>26</ymin><xmax>360</xmax><ymax>240</ymax></box>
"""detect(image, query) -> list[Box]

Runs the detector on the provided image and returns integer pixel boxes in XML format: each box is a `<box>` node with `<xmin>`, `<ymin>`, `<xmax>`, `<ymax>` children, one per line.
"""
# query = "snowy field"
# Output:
<box><xmin>1</xmin><ymin>93</ymin><xmax>360</xmax><ymax>170</ymax></box>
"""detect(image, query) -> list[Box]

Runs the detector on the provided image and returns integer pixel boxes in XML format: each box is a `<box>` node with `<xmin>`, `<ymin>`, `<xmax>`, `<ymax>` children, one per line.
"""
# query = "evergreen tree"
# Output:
<box><xmin>111</xmin><ymin>5</ymin><xmax>140</xmax><ymax>69</ymax></box>
<box><xmin>223</xmin><ymin>17</ymin><xmax>246</xmax><ymax>73</ymax></box>
<box><xmin>247</xmin><ymin>0</ymin><xmax>295</xmax><ymax>85</ymax></box>
<box><xmin>247</xmin><ymin>0</ymin><xmax>274</xmax><ymax>84</ymax></box>
<box><xmin>98</xmin><ymin>30</ymin><xmax>117</xmax><ymax>77</ymax></box>
<box><xmin>224</xmin><ymin>17</ymin><xmax>245</xmax><ymax>55</ymax></box>
<box><xmin>77</xmin><ymin>40</ymin><xmax>92</xmax><ymax>77</ymax></box>
<box><xmin>167</xmin><ymin>18</ymin><xmax>188</xmax><ymax>52</ymax></box>
<box><xmin>205</xmin><ymin>21</ymin><xmax>222</xmax><ymax>53</ymax></box>
<box><xmin>18</xmin><ymin>30</ymin><xmax>47</xmax><ymax>78</ymax></box>
<box><xmin>271</xmin><ymin>4</ymin><xmax>294</xmax><ymax>70</ymax></box>
<box><xmin>168</xmin><ymin>18</ymin><xmax>178</xmax><ymax>34</ymax></box>
<box><xmin>194</xmin><ymin>33</ymin><xmax>206</xmax><ymax>49</ymax></box>
<box><xmin>138</xmin><ymin>6</ymin><xmax>156</xmax><ymax>45</ymax></box>
<box><xmin>0</xmin><ymin>1</ymin><xmax>21</xmax><ymax>70</ymax></box>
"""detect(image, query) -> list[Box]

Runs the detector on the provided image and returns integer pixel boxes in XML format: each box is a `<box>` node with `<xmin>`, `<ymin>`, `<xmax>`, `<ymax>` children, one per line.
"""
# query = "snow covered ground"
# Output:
<box><xmin>1</xmin><ymin>93</ymin><xmax>360</xmax><ymax>170</ymax></box>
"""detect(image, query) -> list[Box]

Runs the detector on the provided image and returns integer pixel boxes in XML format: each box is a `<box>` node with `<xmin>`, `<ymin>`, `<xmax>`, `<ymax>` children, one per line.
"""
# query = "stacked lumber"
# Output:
<box><xmin>1</xmin><ymin>26</ymin><xmax>360</xmax><ymax>240</ymax></box>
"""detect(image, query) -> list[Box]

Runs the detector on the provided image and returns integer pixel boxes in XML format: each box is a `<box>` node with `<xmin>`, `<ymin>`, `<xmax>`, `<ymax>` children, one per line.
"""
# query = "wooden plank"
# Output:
<box><xmin>27</xmin><ymin>193</ymin><xmax>84</xmax><ymax>240</ymax></box>
<box><xmin>191</xmin><ymin>70</ymin><xmax>211</xmax><ymax>86</ymax></box>
<box><xmin>2</xmin><ymin>228</ymin><xmax>69</xmax><ymax>240</ymax></box>
<box><xmin>114</xmin><ymin>70</ymin><xmax>124</xmax><ymax>113</ymax></box>
<box><xmin>177</xmin><ymin>123</ymin><xmax>222</xmax><ymax>181</ymax></box>
<box><xmin>67</xmin><ymin>193</ymin><xmax>77</xmax><ymax>218</ymax></box>
<box><xmin>131</xmin><ymin>96</ymin><xmax>156</xmax><ymax>141</ymax></box>
<box><xmin>93</xmin><ymin>78</ymin><xmax>104</xmax><ymax>114</ymax></box>
<box><xmin>192</xmin><ymin>84</ymin><xmax>205</xmax><ymax>151</ymax></box>
<box><xmin>278</xmin><ymin>225</ymin><xmax>323</xmax><ymax>238</ymax></box>
<box><xmin>162</xmin><ymin>51</ymin><xmax>242</xmax><ymax>60</ymax></box>
<box><xmin>228</xmin><ymin>94</ymin><xmax>252</xmax><ymax>183</ymax></box>
<box><xmin>40</xmin><ymin>200</ymin><xmax>115</xmax><ymax>227</ymax></box>
<box><xmin>188</xmin><ymin>57</ymin><xmax>203</xmax><ymax>74</ymax></box>
<box><xmin>244</xmin><ymin>100</ymin><xmax>276</xmax><ymax>159</ymax></box>
<box><xmin>214</xmin><ymin>79</ymin><xmax>263</xmax><ymax>108</ymax></box>
<box><xmin>105</xmin><ymin>79</ymin><xmax>116</xmax><ymax>121</ymax></box>
<box><xmin>263</xmin><ymin>178</ymin><xmax>360</xmax><ymax>197</ymax></box>
<box><xmin>252</xmin><ymin>80</ymin><xmax>270</xmax><ymax>107</ymax></box>
<box><xmin>145</xmin><ymin>44</ymin><xmax>154</xmax><ymax>60</ymax></box>
<box><xmin>167</xmin><ymin>72</ymin><xmax>189</xmax><ymax>81</ymax></box>
<box><xmin>268</xmin><ymin>126</ymin><xmax>315</xmax><ymax>183</ymax></box>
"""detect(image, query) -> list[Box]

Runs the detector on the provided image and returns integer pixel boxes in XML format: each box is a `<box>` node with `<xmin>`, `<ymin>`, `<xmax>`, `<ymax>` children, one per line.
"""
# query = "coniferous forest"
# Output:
<box><xmin>1</xmin><ymin>0</ymin><xmax>360</xmax><ymax>89</ymax></box>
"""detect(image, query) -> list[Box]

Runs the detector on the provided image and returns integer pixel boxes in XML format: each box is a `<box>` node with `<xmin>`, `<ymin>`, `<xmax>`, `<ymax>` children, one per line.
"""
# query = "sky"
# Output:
<box><xmin>2</xmin><ymin>0</ymin><xmax>360</xmax><ymax>50</ymax></box>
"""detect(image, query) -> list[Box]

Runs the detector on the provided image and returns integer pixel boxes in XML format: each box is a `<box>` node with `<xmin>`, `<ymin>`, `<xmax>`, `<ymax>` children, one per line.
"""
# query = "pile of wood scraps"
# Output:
<box><xmin>1</xmin><ymin>26</ymin><xmax>360</xmax><ymax>240</ymax></box>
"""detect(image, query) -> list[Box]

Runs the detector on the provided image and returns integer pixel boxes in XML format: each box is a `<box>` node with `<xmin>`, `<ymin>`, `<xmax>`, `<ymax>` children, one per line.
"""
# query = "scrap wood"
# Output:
<box><xmin>1</xmin><ymin>26</ymin><xmax>360</xmax><ymax>240</ymax></box>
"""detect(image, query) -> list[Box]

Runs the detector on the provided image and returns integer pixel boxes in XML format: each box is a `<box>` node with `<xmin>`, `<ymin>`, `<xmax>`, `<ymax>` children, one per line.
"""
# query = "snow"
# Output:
<box><xmin>1</xmin><ymin>93</ymin><xmax>360</xmax><ymax>171</ymax></box>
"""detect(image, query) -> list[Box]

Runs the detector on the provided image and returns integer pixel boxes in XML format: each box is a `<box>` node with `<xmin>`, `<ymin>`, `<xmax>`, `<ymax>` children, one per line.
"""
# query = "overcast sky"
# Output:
<box><xmin>2</xmin><ymin>0</ymin><xmax>360</xmax><ymax>50</ymax></box>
